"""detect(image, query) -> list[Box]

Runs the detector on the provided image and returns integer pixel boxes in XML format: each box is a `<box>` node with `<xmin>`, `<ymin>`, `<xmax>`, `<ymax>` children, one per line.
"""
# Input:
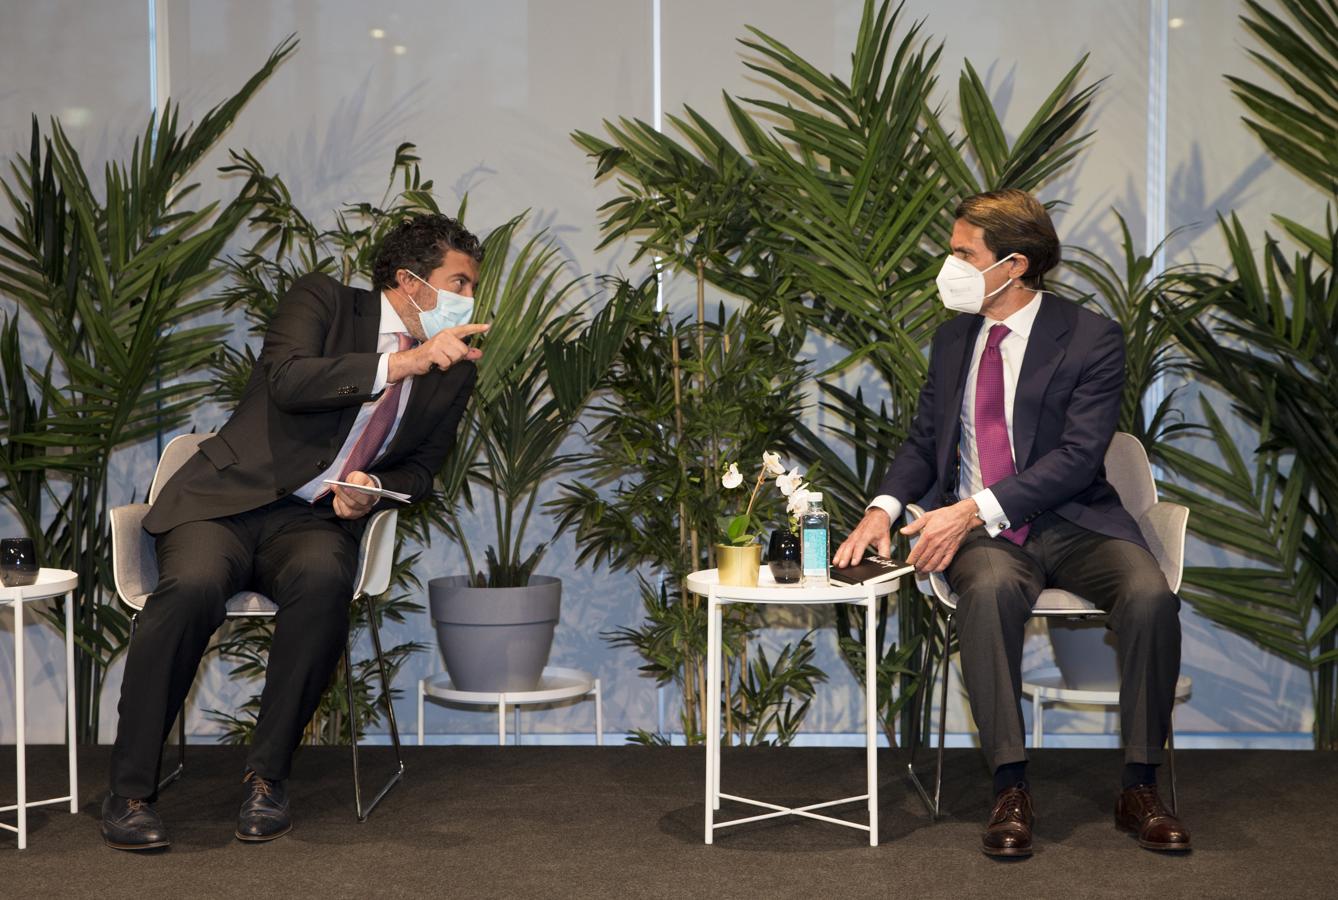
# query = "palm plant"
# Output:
<box><xmin>439</xmin><ymin>234</ymin><xmax>651</xmax><ymax>590</ymax></box>
<box><xmin>1166</xmin><ymin>218</ymin><xmax>1338</xmax><ymax>747</ymax></box>
<box><xmin>0</xmin><ymin>38</ymin><xmax>296</xmax><ymax>742</ymax></box>
<box><xmin>572</xmin><ymin>0</ymin><xmax>1101</xmax><ymax>744</ymax></box>
<box><xmin>552</xmin><ymin>304</ymin><xmax>810</xmax><ymax>744</ymax></box>
<box><xmin>1159</xmin><ymin>0</ymin><xmax>1338</xmax><ymax>748</ymax></box>
<box><xmin>1058</xmin><ymin>211</ymin><xmax>1203</xmax><ymax>448</ymax></box>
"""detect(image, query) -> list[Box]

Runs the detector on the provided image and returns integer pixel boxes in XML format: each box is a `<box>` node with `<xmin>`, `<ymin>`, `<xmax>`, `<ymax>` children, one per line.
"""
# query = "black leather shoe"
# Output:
<box><xmin>982</xmin><ymin>784</ymin><xmax>1034</xmax><ymax>858</ymax></box>
<box><xmin>101</xmin><ymin>793</ymin><xmax>170</xmax><ymax>851</ymax></box>
<box><xmin>236</xmin><ymin>771</ymin><xmax>292</xmax><ymax>842</ymax></box>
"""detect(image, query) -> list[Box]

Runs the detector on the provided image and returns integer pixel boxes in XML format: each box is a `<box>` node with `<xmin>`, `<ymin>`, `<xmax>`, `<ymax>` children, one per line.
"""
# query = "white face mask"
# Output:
<box><xmin>405</xmin><ymin>270</ymin><xmax>475</xmax><ymax>339</ymax></box>
<box><xmin>935</xmin><ymin>252</ymin><xmax>1018</xmax><ymax>314</ymax></box>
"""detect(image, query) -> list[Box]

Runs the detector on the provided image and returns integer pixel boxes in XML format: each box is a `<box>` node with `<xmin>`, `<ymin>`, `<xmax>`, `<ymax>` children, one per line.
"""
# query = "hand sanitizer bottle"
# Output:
<box><xmin>801</xmin><ymin>492</ymin><xmax>830</xmax><ymax>586</ymax></box>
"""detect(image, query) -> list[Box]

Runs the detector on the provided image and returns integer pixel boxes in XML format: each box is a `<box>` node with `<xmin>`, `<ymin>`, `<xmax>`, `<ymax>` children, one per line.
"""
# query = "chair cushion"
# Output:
<box><xmin>227</xmin><ymin>591</ymin><xmax>279</xmax><ymax>616</ymax></box>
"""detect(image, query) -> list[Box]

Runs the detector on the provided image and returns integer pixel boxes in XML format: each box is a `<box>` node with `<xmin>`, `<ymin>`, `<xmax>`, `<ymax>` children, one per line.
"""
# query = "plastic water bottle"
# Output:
<box><xmin>800</xmin><ymin>492</ymin><xmax>830</xmax><ymax>586</ymax></box>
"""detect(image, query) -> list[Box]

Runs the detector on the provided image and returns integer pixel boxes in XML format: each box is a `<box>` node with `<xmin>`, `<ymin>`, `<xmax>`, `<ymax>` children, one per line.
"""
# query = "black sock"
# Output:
<box><xmin>993</xmin><ymin>761</ymin><xmax>1028</xmax><ymax>795</ymax></box>
<box><xmin>1122</xmin><ymin>762</ymin><xmax>1157</xmax><ymax>790</ymax></box>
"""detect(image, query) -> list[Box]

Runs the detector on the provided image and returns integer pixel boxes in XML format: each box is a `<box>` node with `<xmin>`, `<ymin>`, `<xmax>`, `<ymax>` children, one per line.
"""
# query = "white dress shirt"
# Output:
<box><xmin>868</xmin><ymin>291</ymin><xmax>1042</xmax><ymax>536</ymax></box>
<box><xmin>294</xmin><ymin>292</ymin><xmax>415</xmax><ymax>501</ymax></box>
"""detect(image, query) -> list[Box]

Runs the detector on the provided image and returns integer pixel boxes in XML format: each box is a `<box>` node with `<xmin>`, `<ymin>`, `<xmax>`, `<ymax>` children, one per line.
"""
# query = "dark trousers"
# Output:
<box><xmin>109</xmin><ymin>499</ymin><xmax>360</xmax><ymax>800</ymax></box>
<box><xmin>944</xmin><ymin>512</ymin><xmax>1181</xmax><ymax>773</ymax></box>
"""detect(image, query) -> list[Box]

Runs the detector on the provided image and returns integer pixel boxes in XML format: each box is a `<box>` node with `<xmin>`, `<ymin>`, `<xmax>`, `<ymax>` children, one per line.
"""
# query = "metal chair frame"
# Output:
<box><xmin>111</xmin><ymin>433</ymin><xmax>404</xmax><ymax>821</ymax></box>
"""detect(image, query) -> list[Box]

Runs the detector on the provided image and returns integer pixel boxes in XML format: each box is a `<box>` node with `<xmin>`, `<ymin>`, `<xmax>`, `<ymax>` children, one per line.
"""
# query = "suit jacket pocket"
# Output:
<box><xmin>198</xmin><ymin>434</ymin><xmax>239</xmax><ymax>470</ymax></box>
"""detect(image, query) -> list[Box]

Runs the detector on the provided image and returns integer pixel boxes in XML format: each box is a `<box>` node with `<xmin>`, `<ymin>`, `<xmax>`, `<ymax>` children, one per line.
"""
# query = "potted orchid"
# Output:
<box><xmin>765</xmin><ymin>465</ymin><xmax>814</xmax><ymax>584</ymax></box>
<box><xmin>717</xmin><ymin>450</ymin><xmax>804</xmax><ymax>586</ymax></box>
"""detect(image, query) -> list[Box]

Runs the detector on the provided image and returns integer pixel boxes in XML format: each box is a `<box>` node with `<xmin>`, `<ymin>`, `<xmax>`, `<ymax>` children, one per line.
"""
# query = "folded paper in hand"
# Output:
<box><xmin>322</xmin><ymin>479</ymin><xmax>411</xmax><ymax>504</ymax></box>
<box><xmin>829</xmin><ymin>554</ymin><xmax>914</xmax><ymax>586</ymax></box>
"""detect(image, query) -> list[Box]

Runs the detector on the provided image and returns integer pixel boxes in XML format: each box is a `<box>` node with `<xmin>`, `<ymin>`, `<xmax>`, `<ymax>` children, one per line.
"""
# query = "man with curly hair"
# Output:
<box><xmin>102</xmin><ymin>214</ymin><xmax>488</xmax><ymax>850</ymax></box>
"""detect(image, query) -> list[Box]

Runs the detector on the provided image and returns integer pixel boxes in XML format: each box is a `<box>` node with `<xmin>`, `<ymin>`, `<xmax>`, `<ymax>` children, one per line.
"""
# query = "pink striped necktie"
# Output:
<box><xmin>334</xmin><ymin>332</ymin><xmax>416</xmax><ymax>483</ymax></box>
<box><xmin>974</xmin><ymin>324</ymin><xmax>1029</xmax><ymax>545</ymax></box>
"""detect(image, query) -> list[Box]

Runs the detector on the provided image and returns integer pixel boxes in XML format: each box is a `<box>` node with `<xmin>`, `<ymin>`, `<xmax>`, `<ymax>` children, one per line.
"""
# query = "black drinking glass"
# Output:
<box><xmin>0</xmin><ymin>537</ymin><xmax>39</xmax><ymax>587</ymax></box>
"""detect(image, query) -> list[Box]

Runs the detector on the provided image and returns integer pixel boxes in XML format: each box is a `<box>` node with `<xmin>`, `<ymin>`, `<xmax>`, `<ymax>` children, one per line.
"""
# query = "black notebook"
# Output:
<box><xmin>829</xmin><ymin>554</ymin><xmax>915</xmax><ymax>586</ymax></box>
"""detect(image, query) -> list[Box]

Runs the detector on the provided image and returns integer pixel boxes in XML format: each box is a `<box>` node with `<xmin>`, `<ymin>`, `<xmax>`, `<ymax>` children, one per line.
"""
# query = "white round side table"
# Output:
<box><xmin>417</xmin><ymin>666</ymin><xmax>602</xmax><ymax>746</ymax></box>
<box><xmin>687</xmin><ymin>566</ymin><xmax>904</xmax><ymax>848</ymax></box>
<box><xmin>1</xmin><ymin>567</ymin><xmax>79</xmax><ymax>850</ymax></box>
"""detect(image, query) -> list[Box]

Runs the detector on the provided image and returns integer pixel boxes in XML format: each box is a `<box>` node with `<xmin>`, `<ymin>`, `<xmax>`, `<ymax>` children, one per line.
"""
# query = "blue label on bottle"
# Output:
<box><xmin>802</xmin><ymin>525</ymin><xmax>828</xmax><ymax>576</ymax></box>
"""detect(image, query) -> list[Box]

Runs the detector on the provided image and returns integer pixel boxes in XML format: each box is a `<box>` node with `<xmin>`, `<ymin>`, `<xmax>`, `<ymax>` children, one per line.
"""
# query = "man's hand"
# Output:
<box><xmin>833</xmin><ymin>508</ymin><xmax>893</xmax><ymax>568</ymax></box>
<box><xmin>332</xmin><ymin>470</ymin><xmax>378</xmax><ymax>520</ymax></box>
<box><xmin>902</xmin><ymin>498</ymin><xmax>982</xmax><ymax>574</ymax></box>
<box><xmin>388</xmin><ymin>323</ymin><xmax>490</xmax><ymax>381</ymax></box>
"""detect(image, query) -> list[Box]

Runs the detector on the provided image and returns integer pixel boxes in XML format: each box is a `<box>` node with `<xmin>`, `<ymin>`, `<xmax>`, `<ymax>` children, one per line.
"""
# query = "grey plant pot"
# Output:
<box><xmin>428</xmin><ymin>575</ymin><xmax>561</xmax><ymax>692</ymax></box>
<box><xmin>1047</xmin><ymin>618</ymin><xmax>1121</xmax><ymax>691</ymax></box>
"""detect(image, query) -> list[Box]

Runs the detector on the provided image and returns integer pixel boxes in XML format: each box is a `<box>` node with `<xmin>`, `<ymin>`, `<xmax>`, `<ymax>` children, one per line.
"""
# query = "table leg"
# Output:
<box><xmin>65</xmin><ymin>592</ymin><xmax>77</xmax><ymax>814</ymax></box>
<box><xmin>14</xmin><ymin>590</ymin><xmax>27</xmax><ymax>850</ymax></box>
<box><xmin>1033</xmin><ymin>694</ymin><xmax>1043</xmax><ymax>749</ymax></box>
<box><xmin>514</xmin><ymin>705</ymin><xmax>522</xmax><ymax>745</ymax></box>
<box><xmin>713</xmin><ymin>601</ymin><xmax>722</xmax><ymax>809</ymax></box>
<box><xmin>498</xmin><ymin>696</ymin><xmax>507</xmax><ymax>746</ymax></box>
<box><xmin>417</xmin><ymin>680</ymin><xmax>425</xmax><ymax>746</ymax></box>
<box><xmin>704</xmin><ymin>590</ymin><xmax>720</xmax><ymax>843</ymax></box>
<box><xmin>865</xmin><ymin>591</ymin><xmax>878</xmax><ymax>847</ymax></box>
<box><xmin>594</xmin><ymin>679</ymin><xmax>603</xmax><ymax>746</ymax></box>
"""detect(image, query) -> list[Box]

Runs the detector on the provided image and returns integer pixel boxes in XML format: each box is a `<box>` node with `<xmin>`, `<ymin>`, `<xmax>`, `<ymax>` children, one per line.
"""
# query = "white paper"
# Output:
<box><xmin>322</xmin><ymin>479</ymin><xmax>411</xmax><ymax>504</ymax></box>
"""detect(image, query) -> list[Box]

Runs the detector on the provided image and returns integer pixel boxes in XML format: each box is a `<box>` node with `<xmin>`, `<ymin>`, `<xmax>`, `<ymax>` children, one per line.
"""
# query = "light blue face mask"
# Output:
<box><xmin>405</xmin><ymin>270</ymin><xmax>475</xmax><ymax>338</ymax></box>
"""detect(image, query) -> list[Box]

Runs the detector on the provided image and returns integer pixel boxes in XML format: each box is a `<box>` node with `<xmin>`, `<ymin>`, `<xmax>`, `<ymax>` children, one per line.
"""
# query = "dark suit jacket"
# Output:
<box><xmin>877</xmin><ymin>292</ymin><xmax>1146</xmax><ymax>549</ymax></box>
<box><xmin>144</xmin><ymin>273</ymin><xmax>476</xmax><ymax>535</ymax></box>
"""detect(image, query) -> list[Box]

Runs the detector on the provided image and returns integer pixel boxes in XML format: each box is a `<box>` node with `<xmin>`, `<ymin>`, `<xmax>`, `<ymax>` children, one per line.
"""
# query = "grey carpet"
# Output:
<box><xmin>2</xmin><ymin>744</ymin><xmax>1334</xmax><ymax>899</ymax></box>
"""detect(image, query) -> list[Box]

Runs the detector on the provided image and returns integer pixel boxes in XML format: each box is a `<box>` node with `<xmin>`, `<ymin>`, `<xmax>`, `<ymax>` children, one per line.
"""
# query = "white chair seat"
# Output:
<box><xmin>1032</xmin><ymin>589</ymin><xmax>1099</xmax><ymax>615</ymax></box>
<box><xmin>120</xmin><ymin>591</ymin><xmax>280</xmax><ymax>616</ymax></box>
<box><xmin>226</xmin><ymin>592</ymin><xmax>279</xmax><ymax>616</ymax></box>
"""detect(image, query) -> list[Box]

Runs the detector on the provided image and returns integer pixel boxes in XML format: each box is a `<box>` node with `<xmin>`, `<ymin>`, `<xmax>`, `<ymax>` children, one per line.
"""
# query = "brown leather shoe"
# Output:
<box><xmin>982</xmin><ymin>784</ymin><xmax>1033</xmax><ymax>858</ymax></box>
<box><xmin>1115</xmin><ymin>784</ymin><xmax>1191</xmax><ymax>851</ymax></box>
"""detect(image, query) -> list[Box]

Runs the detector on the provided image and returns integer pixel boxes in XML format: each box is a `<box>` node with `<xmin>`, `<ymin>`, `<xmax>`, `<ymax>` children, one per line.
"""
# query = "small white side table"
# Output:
<box><xmin>1022</xmin><ymin>666</ymin><xmax>1193</xmax><ymax>748</ymax></box>
<box><xmin>2</xmin><ymin>567</ymin><xmax>79</xmax><ymax>850</ymax></box>
<box><xmin>417</xmin><ymin>666</ymin><xmax>602</xmax><ymax>746</ymax></box>
<box><xmin>687</xmin><ymin>566</ymin><xmax>902</xmax><ymax>847</ymax></box>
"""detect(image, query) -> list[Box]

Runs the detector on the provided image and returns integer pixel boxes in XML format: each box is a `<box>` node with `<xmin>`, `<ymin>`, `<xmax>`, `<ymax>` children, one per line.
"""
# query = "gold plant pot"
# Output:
<box><xmin>716</xmin><ymin>543</ymin><xmax>762</xmax><ymax>587</ymax></box>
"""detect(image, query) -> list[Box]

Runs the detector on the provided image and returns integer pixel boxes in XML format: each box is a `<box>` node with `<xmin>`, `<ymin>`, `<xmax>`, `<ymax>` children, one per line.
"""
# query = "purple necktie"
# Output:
<box><xmin>332</xmin><ymin>332</ymin><xmax>416</xmax><ymax>486</ymax></box>
<box><xmin>975</xmin><ymin>324</ymin><xmax>1029</xmax><ymax>545</ymax></box>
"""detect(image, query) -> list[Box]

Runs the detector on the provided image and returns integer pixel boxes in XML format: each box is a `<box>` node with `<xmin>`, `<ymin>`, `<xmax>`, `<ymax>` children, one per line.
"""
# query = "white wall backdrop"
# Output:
<box><xmin>0</xmin><ymin>0</ymin><xmax>1317</xmax><ymax>753</ymax></box>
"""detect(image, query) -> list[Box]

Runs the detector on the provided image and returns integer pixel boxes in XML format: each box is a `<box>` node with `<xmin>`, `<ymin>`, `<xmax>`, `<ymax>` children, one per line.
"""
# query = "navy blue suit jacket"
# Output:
<box><xmin>877</xmin><ymin>292</ymin><xmax>1147</xmax><ymax>550</ymax></box>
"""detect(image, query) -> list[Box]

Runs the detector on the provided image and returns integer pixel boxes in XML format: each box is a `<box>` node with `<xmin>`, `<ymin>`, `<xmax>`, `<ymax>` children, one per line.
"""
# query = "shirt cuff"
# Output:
<box><xmin>971</xmin><ymin>488</ymin><xmax>1009</xmax><ymax>537</ymax></box>
<box><xmin>866</xmin><ymin>495</ymin><xmax>904</xmax><ymax>525</ymax></box>
<box><xmin>372</xmin><ymin>352</ymin><xmax>390</xmax><ymax>393</ymax></box>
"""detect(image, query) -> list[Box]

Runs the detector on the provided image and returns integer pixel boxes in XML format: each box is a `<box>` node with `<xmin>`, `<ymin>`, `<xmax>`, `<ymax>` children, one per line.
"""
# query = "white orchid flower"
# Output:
<box><xmin>721</xmin><ymin>462</ymin><xmax>744</xmax><ymax>489</ymax></box>
<box><xmin>786</xmin><ymin>485</ymin><xmax>813</xmax><ymax>518</ymax></box>
<box><xmin>775</xmin><ymin>467</ymin><xmax>805</xmax><ymax>497</ymax></box>
<box><xmin>762</xmin><ymin>450</ymin><xmax>786</xmax><ymax>477</ymax></box>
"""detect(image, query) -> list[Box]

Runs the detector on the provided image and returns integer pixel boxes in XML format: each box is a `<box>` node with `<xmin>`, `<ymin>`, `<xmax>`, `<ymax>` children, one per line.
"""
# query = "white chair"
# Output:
<box><xmin>109</xmin><ymin>433</ymin><xmax>404</xmax><ymax>820</ymax></box>
<box><xmin>905</xmin><ymin>432</ymin><xmax>1189</xmax><ymax>818</ymax></box>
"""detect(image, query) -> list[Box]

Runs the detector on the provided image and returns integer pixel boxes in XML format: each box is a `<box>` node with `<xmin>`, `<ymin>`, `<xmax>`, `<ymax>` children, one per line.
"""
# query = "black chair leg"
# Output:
<box><xmin>157</xmin><ymin>713</ymin><xmax>186</xmax><ymax>792</ymax></box>
<box><xmin>348</xmin><ymin>592</ymin><xmax>405</xmax><ymax>822</ymax></box>
<box><xmin>908</xmin><ymin>609</ymin><xmax>953</xmax><ymax>820</ymax></box>
<box><xmin>1167</xmin><ymin>721</ymin><xmax>1178</xmax><ymax>816</ymax></box>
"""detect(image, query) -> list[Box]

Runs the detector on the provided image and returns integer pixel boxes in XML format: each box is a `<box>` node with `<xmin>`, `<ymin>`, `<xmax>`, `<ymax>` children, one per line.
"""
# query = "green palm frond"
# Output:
<box><xmin>1229</xmin><ymin>0</ymin><xmax>1338</xmax><ymax>196</ymax></box>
